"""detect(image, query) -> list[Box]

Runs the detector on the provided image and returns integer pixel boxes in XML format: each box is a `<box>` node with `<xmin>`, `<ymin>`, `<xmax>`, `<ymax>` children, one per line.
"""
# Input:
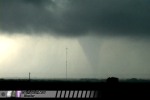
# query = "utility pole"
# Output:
<box><xmin>66</xmin><ymin>48</ymin><xmax>68</xmax><ymax>79</ymax></box>
<box><xmin>29</xmin><ymin>72</ymin><xmax>30</xmax><ymax>80</ymax></box>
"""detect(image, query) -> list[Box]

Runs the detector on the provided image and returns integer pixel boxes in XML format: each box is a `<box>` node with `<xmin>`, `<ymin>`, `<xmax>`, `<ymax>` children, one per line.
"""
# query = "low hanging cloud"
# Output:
<box><xmin>0</xmin><ymin>0</ymin><xmax>150</xmax><ymax>37</ymax></box>
<box><xmin>0</xmin><ymin>0</ymin><xmax>150</xmax><ymax>79</ymax></box>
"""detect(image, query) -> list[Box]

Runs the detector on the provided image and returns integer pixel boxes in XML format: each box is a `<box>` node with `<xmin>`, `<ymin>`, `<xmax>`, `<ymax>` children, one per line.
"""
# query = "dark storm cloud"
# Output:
<box><xmin>0</xmin><ymin>0</ymin><xmax>150</xmax><ymax>37</ymax></box>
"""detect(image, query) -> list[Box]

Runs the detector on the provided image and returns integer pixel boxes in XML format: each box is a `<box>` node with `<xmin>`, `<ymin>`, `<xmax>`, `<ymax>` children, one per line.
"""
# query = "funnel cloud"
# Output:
<box><xmin>0</xmin><ymin>0</ymin><xmax>150</xmax><ymax>79</ymax></box>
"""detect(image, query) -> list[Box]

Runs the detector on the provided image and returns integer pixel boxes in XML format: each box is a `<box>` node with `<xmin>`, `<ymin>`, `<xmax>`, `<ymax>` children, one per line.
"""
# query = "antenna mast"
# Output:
<box><xmin>66</xmin><ymin>48</ymin><xmax>68</xmax><ymax>79</ymax></box>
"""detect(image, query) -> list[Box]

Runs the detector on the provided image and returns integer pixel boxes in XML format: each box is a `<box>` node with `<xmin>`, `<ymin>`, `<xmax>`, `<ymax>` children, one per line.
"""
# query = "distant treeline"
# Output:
<box><xmin>0</xmin><ymin>77</ymin><xmax>150</xmax><ymax>82</ymax></box>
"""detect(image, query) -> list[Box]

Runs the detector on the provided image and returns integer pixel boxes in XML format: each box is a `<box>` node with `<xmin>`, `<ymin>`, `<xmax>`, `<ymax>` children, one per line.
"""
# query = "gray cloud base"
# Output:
<box><xmin>0</xmin><ymin>0</ymin><xmax>150</xmax><ymax>37</ymax></box>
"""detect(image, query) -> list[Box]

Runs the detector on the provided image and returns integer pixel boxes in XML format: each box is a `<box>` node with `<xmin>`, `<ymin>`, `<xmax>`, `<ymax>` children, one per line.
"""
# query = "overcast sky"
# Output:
<box><xmin>0</xmin><ymin>0</ymin><xmax>150</xmax><ymax>79</ymax></box>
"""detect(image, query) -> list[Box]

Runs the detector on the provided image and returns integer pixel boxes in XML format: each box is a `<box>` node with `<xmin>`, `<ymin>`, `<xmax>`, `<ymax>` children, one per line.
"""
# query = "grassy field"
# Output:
<box><xmin>0</xmin><ymin>78</ymin><xmax>150</xmax><ymax>99</ymax></box>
